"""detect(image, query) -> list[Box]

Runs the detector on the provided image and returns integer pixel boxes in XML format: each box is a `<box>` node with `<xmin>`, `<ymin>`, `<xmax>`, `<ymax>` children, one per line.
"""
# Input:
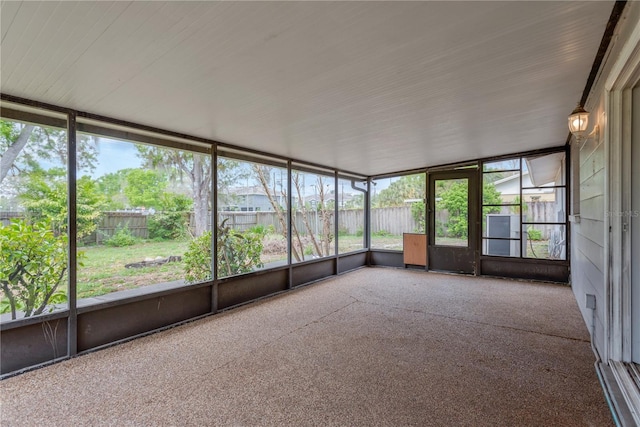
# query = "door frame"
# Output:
<box><xmin>428</xmin><ymin>169</ymin><xmax>479</xmax><ymax>274</ymax></box>
<box><xmin>604</xmin><ymin>13</ymin><xmax>640</xmax><ymax>424</ymax></box>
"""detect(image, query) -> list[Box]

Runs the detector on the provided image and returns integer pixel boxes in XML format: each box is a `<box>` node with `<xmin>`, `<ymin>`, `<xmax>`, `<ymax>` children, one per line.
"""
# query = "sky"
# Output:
<box><xmin>86</xmin><ymin>138</ymin><xmax>143</xmax><ymax>179</ymax></box>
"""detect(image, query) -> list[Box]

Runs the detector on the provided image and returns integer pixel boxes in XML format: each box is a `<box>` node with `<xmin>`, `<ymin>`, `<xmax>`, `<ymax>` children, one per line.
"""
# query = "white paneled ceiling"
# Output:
<box><xmin>1</xmin><ymin>1</ymin><xmax>614</xmax><ymax>176</ymax></box>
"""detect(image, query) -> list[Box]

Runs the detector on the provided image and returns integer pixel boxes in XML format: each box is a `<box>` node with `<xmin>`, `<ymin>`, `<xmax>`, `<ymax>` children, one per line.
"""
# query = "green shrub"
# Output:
<box><xmin>183</xmin><ymin>231</ymin><xmax>213</xmax><ymax>283</ymax></box>
<box><xmin>372</xmin><ymin>229</ymin><xmax>392</xmax><ymax>237</ymax></box>
<box><xmin>527</xmin><ymin>228</ymin><xmax>543</xmax><ymax>241</ymax></box>
<box><xmin>148</xmin><ymin>194</ymin><xmax>192</xmax><ymax>240</ymax></box>
<box><xmin>0</xmin><ymin>219</ymin><xmax>69</xmax><ymax>319</ymax></box>
<box><xmin>184</xmin><ymin>219</ymin><xmax>266</xmax><ymax>283</ymax></box>
<box><xmin>104</xmin><ymin>224</ymin><xmax>138</xmax><ymax>247</ymax></box>
<box><xmin>411</xmin><ymin>201</ymin><xmax>426</xmax><ymax>233</ymax></box>
<box><xmin>337</xmin><ymin>226</ymin><xmax>350</xmax><ymax>237</ymax></box>
<box><xmin>148</xmin><ymin>211</ymin><xmax>188</xmax><ymax>240</ymax></box>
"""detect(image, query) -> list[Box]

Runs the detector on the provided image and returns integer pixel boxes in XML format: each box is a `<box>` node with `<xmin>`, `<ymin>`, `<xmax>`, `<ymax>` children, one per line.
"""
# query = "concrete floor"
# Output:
<box><xmin>0</xmin><ymin>268</ymin><xmax>612</xmax><ymax>426</ymax></box>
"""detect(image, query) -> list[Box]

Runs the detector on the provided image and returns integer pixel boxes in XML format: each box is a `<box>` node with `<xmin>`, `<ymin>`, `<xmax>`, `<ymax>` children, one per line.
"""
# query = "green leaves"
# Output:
<box><xmin>0</xmin><ymin>219</ymin><xmax>68</xmax><ymax>319</ymax></box>
<box><xmin>183</xmin><ymin>219</ymin><xmax>266</xmax><ymax>283</ymax></box>
<box><xmin>20</xmin><ymin>169</ymin><xmax>105</xmax><ymax>238</ymax></box>
<box><xmin>373</xmin><ymin>174</ymin><xmax>425</xmax><ymax>208</ymax></box>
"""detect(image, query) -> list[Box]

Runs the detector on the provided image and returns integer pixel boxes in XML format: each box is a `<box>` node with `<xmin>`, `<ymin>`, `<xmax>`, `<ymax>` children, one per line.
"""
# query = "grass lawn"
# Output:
<box><xmin>77</xmin><ymin>234</ymin><xmax>369</xmax><ymax>299</ymax></box>
<box><xmin>77</xmin><ymin>239</ymin><xmax>189</xmax><ymax>299</ymax></box>
<box><xmin>370</xmin><ymin>234</ymin><xmax>404</xmax><ymax>250</ymax></box>
<box><xmin>75</xmin><ymin>234</ymin><xmax>561</xmax><ymax>300</ymax></box>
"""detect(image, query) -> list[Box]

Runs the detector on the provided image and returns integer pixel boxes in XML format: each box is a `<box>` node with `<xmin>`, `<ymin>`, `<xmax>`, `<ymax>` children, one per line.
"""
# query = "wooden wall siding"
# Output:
<box><xmin>567</xmin><ymin>1</ymin><xmax>640</xmax><ymax>356</ymax></box>
<box><xmin>571</xmin><ymin>131</ymin><xmax>606</xmax><ymax>351</ymax></box>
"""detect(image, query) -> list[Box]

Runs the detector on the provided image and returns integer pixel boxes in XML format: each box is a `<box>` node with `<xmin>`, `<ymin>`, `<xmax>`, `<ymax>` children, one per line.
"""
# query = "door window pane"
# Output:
<box><xmin>523</xmin><ymin>224</ymin><xmax>566</xmax><ymax>260</ymax></box>
<box><xmin>435</xmin><ymin>178</ymin><xmax>468</xmax><ymax>247</ymax></box>
<box><xmin>523</xmin><ymin>188</ymin><xmax>566</xmax><ymax>223</ymax></box>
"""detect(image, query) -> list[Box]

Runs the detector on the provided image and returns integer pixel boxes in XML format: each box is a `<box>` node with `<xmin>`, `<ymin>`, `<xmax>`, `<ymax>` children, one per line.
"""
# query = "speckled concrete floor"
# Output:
<box><xmin>0</xmin><ymin>268</ymin><xmax>612</xmax><ymax>426</ymax></box>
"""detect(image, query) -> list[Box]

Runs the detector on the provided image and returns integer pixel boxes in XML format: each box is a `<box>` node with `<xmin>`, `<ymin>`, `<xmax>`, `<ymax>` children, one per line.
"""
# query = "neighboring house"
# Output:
<box><xmin>493</xmin><ymin>171</ymin><xmax>556</xmax><ymax>203</ymax></box>
<box><xmin>219</xmin><ymin>185</ymin><xmax>286</xmax><ymax>212</ymax></box>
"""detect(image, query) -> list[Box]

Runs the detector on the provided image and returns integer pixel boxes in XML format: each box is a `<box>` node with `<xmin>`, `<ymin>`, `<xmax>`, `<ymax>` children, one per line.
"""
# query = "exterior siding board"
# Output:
<box><xmin>572</xmin><ymin>136</ymin><xmax>606</xmax><ymax>355</ymax></box>
<box><xmin>580</xmin><ymin>195</ymin><xmax>605</xmax><ymax>221</ymax></box>
<box><xmin>580</xmin><ymin>169</ymin><xmax>606</xmax><ymax>200</ymax></box>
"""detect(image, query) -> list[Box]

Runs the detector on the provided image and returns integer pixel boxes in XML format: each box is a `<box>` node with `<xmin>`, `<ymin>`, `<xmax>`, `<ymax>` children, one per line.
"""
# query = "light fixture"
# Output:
<box><xmin>568</xmin><ymin>103</ymin><xmax>598</xmax><ymax>148</ymax></box>
<box><xmin>568</xmin><ymin>103</ymin><xmax>589</xmax><ymax>138</ymax></box>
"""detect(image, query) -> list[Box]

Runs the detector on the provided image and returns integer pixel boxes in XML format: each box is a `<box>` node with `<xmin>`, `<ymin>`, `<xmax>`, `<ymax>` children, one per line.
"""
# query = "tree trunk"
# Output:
<box><xmin>0</xmin><ymin>124</ymin><xmax>34</xmax><ymax>184</ymax></box>
<box><xmin>293</xmin><ymin>174</ymin><xmax>323</xmax><ymax>257</ymax></box>
<box><xmin>252</xmin><ymin>165</ymin><xmax>303</xmax><ymax>261</ymax></box>
<box><xmin>191</xmin><ymin>156</ymin><xmax>210</xmax><ymax>237</ymax></box>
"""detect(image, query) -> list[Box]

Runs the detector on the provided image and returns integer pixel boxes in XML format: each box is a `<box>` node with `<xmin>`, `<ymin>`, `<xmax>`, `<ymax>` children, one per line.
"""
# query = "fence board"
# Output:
<box><xmin>83</xmin><ymin>212</ymin><xmax>148</xmax><ymax>245</ymax></box>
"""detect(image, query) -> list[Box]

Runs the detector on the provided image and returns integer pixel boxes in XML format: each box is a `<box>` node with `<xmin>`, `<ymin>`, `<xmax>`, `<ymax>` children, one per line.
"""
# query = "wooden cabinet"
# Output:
<box><xmin>403</xmin><ymin>233</ymin><xmax>427</xmax><ymax>267</ymax></box>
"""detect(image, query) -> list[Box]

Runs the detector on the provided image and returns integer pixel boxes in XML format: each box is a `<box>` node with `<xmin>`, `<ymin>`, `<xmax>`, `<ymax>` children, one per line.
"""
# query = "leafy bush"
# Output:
<box><xmin>184</xmin><ymin>219</ymin><xmax>266</xmax><ymax>283</ymax></box>
<box><xmin>0</xmin><ymin>220</ymin><xmax>69</xmax><ymax>319</ymax></box>
<box><xmin>148</xmin><ymin>194</ymin><xmax>192</xmax><ymax>240</ymax></box>
<box><xmin>527</xmin><ymin>228</ymin><xmax>543</xmax><ymax>241</ymax></box>
<box><xmin>21</xmin><ymin>168</ymin><xmax>104</xmax><ymax>238</ymax></box>
<box><xmin>183</xmin><ymin>231</ymin><xmax>212</xmax><ymax>283</ymax></box>
<box><xmin>103</xmin><ymin>224</ymin><xmax>138</xmax><ymax>247</ymax></box>
<box><xmin>148</xmin><ymin>212</ymin><xmax>188</xmax><ymax>240</ymax></box>
<box><xmin>337</xmin><ymin>226</ymin><xmax>350</xmax><ymax>237</ymax></box>
<box><xmin>411</xmin><ymin>201</ymin><xmax>426</xmax><ymax>233</ymax></box>
<box><xmin>372</xmin><ymin>229</ymin><xmax>392</xmax><ymax>237</ymax></box>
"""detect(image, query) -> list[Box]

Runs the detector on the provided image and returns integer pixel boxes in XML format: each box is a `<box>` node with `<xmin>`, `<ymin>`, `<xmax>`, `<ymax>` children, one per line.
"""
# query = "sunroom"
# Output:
<box><xmin>1</xmin><ymin>1</ymin><xmax>640</xmax><ymax>425</ymax></box>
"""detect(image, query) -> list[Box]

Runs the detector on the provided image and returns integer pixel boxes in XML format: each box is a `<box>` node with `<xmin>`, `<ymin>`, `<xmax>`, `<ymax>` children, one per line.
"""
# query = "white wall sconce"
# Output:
<box><xmin>568</xmin><ymin>103</ymin><xmax>599</xmax><ymax>147</ymax></box>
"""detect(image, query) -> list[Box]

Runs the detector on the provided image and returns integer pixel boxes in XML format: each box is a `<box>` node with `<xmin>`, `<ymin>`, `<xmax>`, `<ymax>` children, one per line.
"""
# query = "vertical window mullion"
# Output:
<box><xmin>212</xmin><ymin>146</ymin><xmax>218</xmax><ymax>313</ymax></box>
<box><xmin>67</xmin><ymin>111</ymin><xmax>77</xmax><ymax>357</ymax></box>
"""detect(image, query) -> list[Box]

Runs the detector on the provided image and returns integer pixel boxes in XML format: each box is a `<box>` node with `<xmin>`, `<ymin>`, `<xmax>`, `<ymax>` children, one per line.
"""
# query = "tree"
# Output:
<box><xmin>124</xmin><ymin>169</ymin><xmax>167</xmax><ymax>209</ymax></box>
<box><xmin>136</xmin><ymin>147</ymin><xmax>221</xmax><ymax>237</ymax></box>
<box><xmin>183</xmin><ymin>219</ymin><xmax>266</xmax><ymax>282</ymax></box>
<box><xmin>252</xmin><ymin>167</ymin><xmax>335</xmax><ymax>261</ymax></box>
<box><xmin>373</xmin><ymin>174</ymin><xmax>426</xmax><ymax>233</ymax></box>
<box><xmin>0</xmin><ymin>119</ymin><xmax>97</xmax><ymax>185</ymax></box>
<box><xmin>0</xmin><ymin>220</ymin><xmax>69</xmax><ymax>319</ymax></box>
<box><xmin>373</xmin><ymin>174</ymin><xmax>425</xmax><ymax>208</ymax></box>
<box><xmin>97</xmin><ymin>170</ymin><xmax>130</xmax><ymax>210</ymax></box>
<box><xmin>482</xmin><ymin>181</ymin><xmax>503</xmax><ymax>217</ymax></box>
<box><xmin>291</xmin><ymin>173</ymin><xmax>333</xmax><ymax>259</ymax></box>
<box><xmin>20</xmin><ymin>168</ymin><xmax>105</xmax><ymax>239</ymax></box>
<box><xmin>252</xmin><ymin>164</ymin><xmax>302</xmax><ymax>260</ymax></box>
<box><xmin>0</xmin><ymin>122</ymin><xmax>33</xmax><ymax>184</ymax></box>
<box><xmin>148</xmin><ymin>193</ymin><xmax>193</xmax><ymax>240</ymax></box>
<box><xmin>343</xmin><ymin>193</ymin><xmax>364</xmax><ymax>209</ymax></box>
<box><xmin>437</xmin><ymin>180</ymin><xmax>469</xmax><ymax>238</ymax></box>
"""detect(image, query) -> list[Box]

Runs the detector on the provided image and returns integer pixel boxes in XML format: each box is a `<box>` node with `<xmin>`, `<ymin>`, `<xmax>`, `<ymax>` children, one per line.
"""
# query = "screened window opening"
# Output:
<box><xmin>1</xmin><ymin>115</ymin><xmax>69</xmax><ymax>322</ymax></box>
<box><xmin>337</xmin><ymin>177</ymin><xmax>365</xmax><ymax>254</ymax></box>
<box><xmin>482</xmin><ymin>152</ymin><xmax>567</xmax><ymax>260</ymax></box>
<box><xmin>217</xmin><ymin>156</ymin><xmax>288</xmax><ymax>278</ymax></box>
<box><xmin>75</xmin><ymin>131</ymin><xmax>213</xmax><ymax>296</ymax></box>
<box><xmin>290</xmin><ymin>169</ymin><xmax>335</xmax><ymax>263</ymax></box>
<box><xmin>370</xmin><ymin>173</ymin><xmax>425</xmax><ymax>250</ymax></box>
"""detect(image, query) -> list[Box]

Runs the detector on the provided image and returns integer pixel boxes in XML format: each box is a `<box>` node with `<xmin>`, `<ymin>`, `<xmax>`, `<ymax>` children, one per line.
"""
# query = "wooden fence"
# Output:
<box><xmin>83</xmin><ymin>212</ymin><xmax>149</xmax><ymax>244</ymax></box>
<box><xmin>0</xmin><ymin>211</ymin><xmax>24</xmax><ymax>227</ymax></box>
<box><xmin>197</xmin><ymin>210</ymin><xmax>366</xmax><ymax>235</ymax></box>
<box><xmin>2</xmin><ymin>200</ymin><xmax>559</xmax><ymax>242</ymax></box>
